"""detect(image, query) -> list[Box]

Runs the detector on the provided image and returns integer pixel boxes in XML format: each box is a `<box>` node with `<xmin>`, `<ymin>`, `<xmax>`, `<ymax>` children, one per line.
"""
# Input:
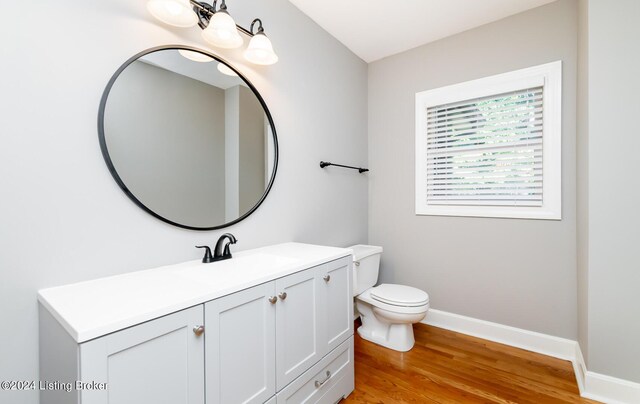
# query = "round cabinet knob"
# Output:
<box><xmin>323</xmin><ymin>274</ymin><xmax>331</xmax><ymax>282</ymax></box>
<box><xmin>278</xmin><ymin>292</ymin><xmax>287</xmax><ymax>300</ymax></box>
<box><xmin>193</xmin><ymin>325</ymin><xmax>205</xmax><ymax>336</ymax></box>
<box><xmin>354</xmin><ymin>261</ymin><xmax>360</xmax><ymax>267</ymax></box>
<box><xmin>268</xmin><ymin>296</ymin><xmax>278</xmax><ymax>304</ymax></box>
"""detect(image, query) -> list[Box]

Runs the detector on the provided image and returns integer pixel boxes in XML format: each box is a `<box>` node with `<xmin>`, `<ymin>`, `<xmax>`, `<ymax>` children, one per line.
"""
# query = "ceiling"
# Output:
<box><xmin>288</xmin><ymin>0</ymin><xmax>557</xmax><ymax>63</ymax></box>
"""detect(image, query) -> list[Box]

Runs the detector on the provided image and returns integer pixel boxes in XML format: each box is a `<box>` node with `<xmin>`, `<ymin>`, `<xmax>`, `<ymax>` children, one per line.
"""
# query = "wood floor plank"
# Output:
<box><xmin>343</xmin><ymin>322</ymin><xmax>600</xmax><ymax>404</ymax></box>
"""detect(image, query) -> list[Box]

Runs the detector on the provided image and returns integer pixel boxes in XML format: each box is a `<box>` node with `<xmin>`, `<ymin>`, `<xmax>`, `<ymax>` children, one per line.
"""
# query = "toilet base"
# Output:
<box><xmin>357</xmin><ymin>322</ymin><xmax>416</xmax><ymax>352</ymax></box>
<box><xmin>356</xmin><ymin>299</ymin><xmax>427</xmax><ymax>352</ymax></box>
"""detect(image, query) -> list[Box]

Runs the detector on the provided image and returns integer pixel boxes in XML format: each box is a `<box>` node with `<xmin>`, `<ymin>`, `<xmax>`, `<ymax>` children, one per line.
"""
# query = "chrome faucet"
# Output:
<box><xmin>213</xmin><ymin>233</ymin><xmax>237</xmax><ymax>262</ymax></box>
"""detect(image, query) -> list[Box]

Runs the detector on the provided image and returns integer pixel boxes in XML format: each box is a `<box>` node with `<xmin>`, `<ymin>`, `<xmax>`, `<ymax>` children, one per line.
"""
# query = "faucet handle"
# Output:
<box><xmin>196</xmin><ymin>246</ymin><xmax>214</xmax><ymax>263</ymax></box>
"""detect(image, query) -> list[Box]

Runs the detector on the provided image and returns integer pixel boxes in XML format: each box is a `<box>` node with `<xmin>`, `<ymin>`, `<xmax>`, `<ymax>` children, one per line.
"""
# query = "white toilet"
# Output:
<box><xmin>349</xmin><ymin>245</ymin><xmax>429</xmax><ymax>352</ymax></box>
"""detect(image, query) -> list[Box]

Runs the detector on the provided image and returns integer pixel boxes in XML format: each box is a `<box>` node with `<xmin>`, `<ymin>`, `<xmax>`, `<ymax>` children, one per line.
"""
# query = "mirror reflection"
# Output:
<box><xmin>101</xmin><ymin>47</ymin><xmax>277</xmax><ymax>230</ymax></box>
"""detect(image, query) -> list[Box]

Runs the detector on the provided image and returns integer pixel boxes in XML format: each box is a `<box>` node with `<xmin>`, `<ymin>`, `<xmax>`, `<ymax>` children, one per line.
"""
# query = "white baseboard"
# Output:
<box><xmin>421</xmin><ymin>309</ymin><xmax>640</xmax><ymax>404</ymax></box>
<box><xmin>573</xmin><ymin>342</ymin><xmax>587</xmax><ymax>393</ymax></box>
<box><xmin>422</xmin><ymin>309</ymin><xmax>577</xmax><ymax>360</ymax></box>
<box><xmin>582</xmin><ymin>371</ymin><xmax>640</xmax><ymax>404</ymax></box>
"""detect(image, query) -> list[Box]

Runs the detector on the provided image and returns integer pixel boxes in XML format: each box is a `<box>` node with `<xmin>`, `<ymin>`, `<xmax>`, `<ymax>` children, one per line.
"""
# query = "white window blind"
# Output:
<box><xmin>415</xmin><ymin>61</ymin><xmax>562</xmax><ymax>220</ymax></box>
<box><xmin>426</xmin><ymin>87</ymin><xmax>544</xmax><ymax>206</ymax></box>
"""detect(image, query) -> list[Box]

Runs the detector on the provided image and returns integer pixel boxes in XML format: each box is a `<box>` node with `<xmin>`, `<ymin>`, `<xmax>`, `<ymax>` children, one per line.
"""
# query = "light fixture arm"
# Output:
<box><xmin>190</xmin><ymin>0</ymin><xmax>255</xmax><ymax>37</ymax></box>
<box><xmin>250</xmin><ymin>18</ymin><xmax>265</xmax><ymax>35</ymax></box>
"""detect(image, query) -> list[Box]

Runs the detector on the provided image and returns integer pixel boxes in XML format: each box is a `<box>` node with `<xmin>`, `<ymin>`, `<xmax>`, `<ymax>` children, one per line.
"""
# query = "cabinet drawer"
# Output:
<box><xmin>277</xmin><ymin>336</ymin><xmax>354</xmax><ymax>404</ymax></box>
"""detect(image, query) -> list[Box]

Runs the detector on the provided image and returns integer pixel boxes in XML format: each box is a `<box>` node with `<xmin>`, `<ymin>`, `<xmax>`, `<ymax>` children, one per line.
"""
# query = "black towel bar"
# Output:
<box><xmin>319</xmin><ymin>161</ymin><xmax>369</xmax><ymax>173</ymax></box>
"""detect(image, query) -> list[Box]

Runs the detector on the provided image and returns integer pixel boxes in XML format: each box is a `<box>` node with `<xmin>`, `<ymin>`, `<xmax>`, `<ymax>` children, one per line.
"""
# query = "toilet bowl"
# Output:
<box><xmin>349</xmin><ymin>245</ymin><xmax>429</xmax><ymax>352</ymax></box>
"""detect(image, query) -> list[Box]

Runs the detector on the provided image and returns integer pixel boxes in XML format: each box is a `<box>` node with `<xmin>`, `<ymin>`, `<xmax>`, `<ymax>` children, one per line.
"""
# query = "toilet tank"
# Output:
<box><xmin>349</xmin><ymin>245</ymin><xmax>383</xmax><ymax>296</ymax></box>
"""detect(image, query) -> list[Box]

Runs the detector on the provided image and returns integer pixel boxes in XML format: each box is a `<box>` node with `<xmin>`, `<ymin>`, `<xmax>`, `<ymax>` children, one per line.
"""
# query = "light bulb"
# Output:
<box><xmin>147</xmin><ymin>0</ymin><xmax>198</xmax><ymax>27</ymax></box>
<box><xmin>244</xmin><ymin>33</ymin><xmax>279</xmax><ymax>65</ymax></box>
<box><xmin>217</xmin><ymin>63</ymin><xmax>238</xmax><ymax>77</ymax></box>
<box><xmin>201</xmin><ymin>12</ymin><xmax>243</xmax><ymax>49</ymax></box>
<box><xmin>178</xmin><ymin>49</ymin><xmax>214</xmax><ymax>63</ymax></box>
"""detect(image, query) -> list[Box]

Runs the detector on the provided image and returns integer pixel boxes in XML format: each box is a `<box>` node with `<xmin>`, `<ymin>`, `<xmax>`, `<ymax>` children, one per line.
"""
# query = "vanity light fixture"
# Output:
<box><xmin>217</xmin><ymin>63</ymin><xmax>238</xmax><ymax>77</ymax></box>
<box><xmin>201</xmin><ymin>1</ymin><xmax>243</xmax><ymax>49</ymax></box>
<box><xmin>147</xmin><ymin>0</ymin><xmax>279</xmax><ymax>65</ymax></box>
<box><xmin>177</xmin><ymin>49</ymin><xmax>214</xmax><ymax>62</ymax></box>
<box><xmin>244</xmin><ymin>19</ymin><xmax>279</xmax><ymax>65</ymax></box>
<box><xmin>147</xmin><ymin>0</ymin><xmax>198</xmax><ymax>28</ymax></box>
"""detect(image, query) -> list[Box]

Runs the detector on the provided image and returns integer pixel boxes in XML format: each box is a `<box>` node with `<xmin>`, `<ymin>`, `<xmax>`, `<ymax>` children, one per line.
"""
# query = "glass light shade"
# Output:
<box><xmin>147</xmin><ymin>0</ymin><xmax>198</xmax><ymax>27</ymax></box>
<box><xmin>178</xmin><ymin>49</ymin><xmax>214</xmax><ymax>63</ymax></box>
<box><xmin>243</xmin><ymin>33</ymin><xmax>279</xmax><ymax>65</ymax></box>
<box><xmin>201</xmin><ymin>12</ymin><xmax>243</xmax><ymax>49</ymax></box>
<box><xmin>217</xmin><ymin>63</ymin><xmax>238</xmax><ymax>77</ymax></box>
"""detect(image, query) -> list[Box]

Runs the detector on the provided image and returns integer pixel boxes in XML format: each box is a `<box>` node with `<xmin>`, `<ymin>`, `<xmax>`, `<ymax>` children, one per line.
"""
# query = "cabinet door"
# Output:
<box><xmin>275</xmin><ymin>268</ymin><xmax>323</xmax><ymax>390</ymax></box>
<box><xmin>79</xmin><ymin>305</ymin><xmax>204</xmax><ymax>404</ymax></box>
<box><xmin>205</xmin><ymin>282</ymin><xmax>276</xmax><ymax>404</ymax></box>
<box><xmin>318</xmin><ymin>257</ymin><xmax>353</xmax><ymax>354</ymax></box>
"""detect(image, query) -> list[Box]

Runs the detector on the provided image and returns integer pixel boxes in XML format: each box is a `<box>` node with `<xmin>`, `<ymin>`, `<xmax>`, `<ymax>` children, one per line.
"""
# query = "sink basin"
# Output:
<box><xmin>171</xmin><ymin>253</ymin><xmax>302</xmax><ymax>286</ymax></box>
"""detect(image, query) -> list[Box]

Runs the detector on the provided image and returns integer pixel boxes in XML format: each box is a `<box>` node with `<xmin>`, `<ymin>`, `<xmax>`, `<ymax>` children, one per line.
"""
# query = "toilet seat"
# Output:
<box><xmin>356</xmin><ymin>288</ymin><xmax>429</xmax><ymax>315</ymax></box>
<box><xmin>370</xmin><ymin>284</ymin><xmax>429</xmax><ymax>307</ymax></box>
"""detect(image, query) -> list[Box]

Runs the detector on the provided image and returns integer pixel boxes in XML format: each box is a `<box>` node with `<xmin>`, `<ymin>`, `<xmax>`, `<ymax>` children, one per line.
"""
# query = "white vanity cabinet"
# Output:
<box><xmin>275</xmin><ymin>266</ymin><xmax>323</xmax><ymax>390</ymax></box>
<box><xmin>319</xmin><ymin>258</ymin><xmax>353</xmax><ymax>355</ymax></box>
<box><xmin>38</xmin><ymin>304</ymin><xmax>206</xmax><ymax>404</ymax></box>
<box><xmin>38</xmin><ymin>243</ymin><xmax>354</xmax><ymax>404</ymax></box>
<box><xmin>205</xmin><ymin>282</ymin><xmax>277</xmax><ymax>404</ymax></box>
<box><xmin>80</xmin><ymin>306</ymin><xmax>205</xmax><ymax>404</ymax></box>
<box><xmin>206</xmin><ymin>257</ymin><xmax>353</xmax><ymax>403</ymax></box>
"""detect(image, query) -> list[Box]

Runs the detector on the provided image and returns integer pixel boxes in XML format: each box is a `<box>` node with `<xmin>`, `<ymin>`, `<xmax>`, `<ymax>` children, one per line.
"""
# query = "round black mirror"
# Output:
<box><xmin>98</xmin><ymin>45</ymin><xmax>278</xmax><ymax>230</ymax></box>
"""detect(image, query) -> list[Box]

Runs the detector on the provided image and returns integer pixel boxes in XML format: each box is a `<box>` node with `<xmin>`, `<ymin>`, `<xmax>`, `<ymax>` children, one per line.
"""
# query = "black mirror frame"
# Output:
<box><xmin>97</xmin><ymin>45</ymin><xmax>279</xmax><ymax>231</ymax></box>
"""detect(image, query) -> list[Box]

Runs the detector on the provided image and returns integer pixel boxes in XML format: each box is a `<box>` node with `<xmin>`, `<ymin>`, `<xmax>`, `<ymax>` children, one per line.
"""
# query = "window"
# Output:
<box><xmin>415</xmin><ymin>61</ymin><xmax>562</xmax><ymax>220</ymax></box>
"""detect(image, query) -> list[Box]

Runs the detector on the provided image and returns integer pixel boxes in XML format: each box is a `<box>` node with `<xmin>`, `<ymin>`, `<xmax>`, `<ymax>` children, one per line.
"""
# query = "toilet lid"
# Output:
<box><xmin>370</xmin><ymin>284</ymin><xmax>429</xmax><ymax>307</ymax></box>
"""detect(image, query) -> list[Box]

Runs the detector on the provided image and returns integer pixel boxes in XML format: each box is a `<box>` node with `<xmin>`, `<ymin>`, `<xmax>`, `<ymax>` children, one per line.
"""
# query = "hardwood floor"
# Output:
<box><xmin>344</xmin><ymin>322</ymin><xmax>600</xmax><ymax>403</ymax></box>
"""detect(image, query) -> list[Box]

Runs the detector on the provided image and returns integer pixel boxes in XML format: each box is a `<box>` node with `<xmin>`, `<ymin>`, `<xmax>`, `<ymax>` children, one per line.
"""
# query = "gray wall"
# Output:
<box><xmin>576</xmin><ymin>0</ymin><xmax>590</xmax><ymax>363</ymax></box>
<box><xmin>223</xmin><ymin>85</ymin><xmax>268</xmax><ymax>219</ymax></box>
<box><xmin>106</xmin><ymin>61</ymin><xmax>226</xmax><ymax>227</ymax></box>
<box><xmin>225</xmin><ymin>86</ymin><xmax>241</xmax><ymax>221</ymax></box>
<box><xmin>585</xmin><ymin>0</ymin><xmax>640</xmax><ymax>383</ymax></box>
<box><xmin>0</xmin><ymin>0</ymin><xmax>368</xmax><ymax>403</ymax></box>
<box><xmin>368</xmin><ymin>0</ymin><xmax>578</xmax><ymax>339</ymax></box>
<box><xmin>238</xmin><ymin>85</ymin><xmax>266</xmax><ymax>215</ymax></box>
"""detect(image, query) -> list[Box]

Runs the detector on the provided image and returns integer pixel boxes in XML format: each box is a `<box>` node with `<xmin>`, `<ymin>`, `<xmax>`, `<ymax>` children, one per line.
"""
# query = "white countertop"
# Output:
<box><xmin>38</xmin><ymin>242</ymin><xmax>352</xmax><ymax>343</ymax></box>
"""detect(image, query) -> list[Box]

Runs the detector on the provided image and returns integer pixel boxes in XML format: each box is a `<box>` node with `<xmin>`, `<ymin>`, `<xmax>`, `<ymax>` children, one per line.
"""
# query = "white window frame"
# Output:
<box><xmin>415</xmin><ymin>61</ymin><xmax>562</xmax><ymax>220</ymax></box>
